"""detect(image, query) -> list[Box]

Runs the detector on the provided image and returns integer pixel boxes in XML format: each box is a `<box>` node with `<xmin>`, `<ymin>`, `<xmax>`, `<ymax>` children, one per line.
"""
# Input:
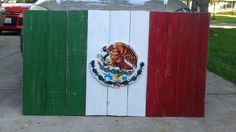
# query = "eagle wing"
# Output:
<box><xmin>116</xmin><ymin>43</ymin><xmax>138</xmax><ymax>68</ymax></box>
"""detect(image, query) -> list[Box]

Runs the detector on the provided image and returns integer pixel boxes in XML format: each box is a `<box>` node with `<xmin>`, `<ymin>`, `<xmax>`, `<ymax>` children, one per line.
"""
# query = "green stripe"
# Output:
<box><xmin>65</xmin><ymin>11</ymin><xmax>88</xmax><ymax>115</ymax></box>
<box><xmin>23</xmin><ymin>11</ymin><xmax>88</xmax><ymax>115</ymax></box>
<box><xmin>23</xmin><ymin>11</ymin><xmax>47</xmax><ymax>115</ymax></box>
<box><xmin>46</xmin><ymin>11</ymin><xmax>67</xmax><ymax>115</ymax></box>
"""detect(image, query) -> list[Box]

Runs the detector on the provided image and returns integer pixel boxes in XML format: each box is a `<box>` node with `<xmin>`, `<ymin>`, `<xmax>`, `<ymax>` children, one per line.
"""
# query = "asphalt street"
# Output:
<box><xmin>0</xmin><ymin>31</ymin><xmax>236</xmax><ymax>132</ymax></box>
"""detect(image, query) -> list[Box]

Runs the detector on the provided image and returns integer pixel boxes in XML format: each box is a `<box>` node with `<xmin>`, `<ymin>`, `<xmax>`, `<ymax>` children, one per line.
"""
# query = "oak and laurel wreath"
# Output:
<box><xmin>90</xmin><ymin>60</ymin><xmax>145</xmax><ymax>87</ymax></box>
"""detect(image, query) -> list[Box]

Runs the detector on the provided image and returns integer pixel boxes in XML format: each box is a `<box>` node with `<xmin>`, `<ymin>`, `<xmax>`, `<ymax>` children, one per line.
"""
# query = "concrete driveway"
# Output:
<box><xmin>0</xmin><ymin>32</ymin><xmax>236</xmax><ymax>132</ymax></box>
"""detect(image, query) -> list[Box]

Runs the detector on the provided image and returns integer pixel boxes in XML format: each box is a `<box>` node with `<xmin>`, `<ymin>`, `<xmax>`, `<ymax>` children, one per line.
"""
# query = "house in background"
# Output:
<box><xmin>209</xmin><ymin>0</ymin><xmax>236</xmax><ymax>14</ymax></box>
<box><xmin>180</xmin><ymin>0</ymin><xmax>236</xmax><ymax>13</ymax></box>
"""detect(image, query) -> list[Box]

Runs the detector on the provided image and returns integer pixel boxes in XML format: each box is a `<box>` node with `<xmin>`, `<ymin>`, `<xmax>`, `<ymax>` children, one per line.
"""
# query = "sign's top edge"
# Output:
<box><xmin>30</xmin><ymin>0</ymin><xmax>189</xmax><ymax>12</ymax></box>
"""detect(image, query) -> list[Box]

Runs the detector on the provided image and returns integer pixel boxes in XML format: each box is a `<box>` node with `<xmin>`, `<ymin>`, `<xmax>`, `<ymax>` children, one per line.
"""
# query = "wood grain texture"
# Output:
<box><xmin>65</xmin><ymin>11</ymin><xmax>88</xmax><ymax>115</ymax></box>
<box><xmin>193</xmin><ymin>13</ymin><xmax>210</xmax><ymax>116</ymax></box>
<box><xmin>23</xmin><ymin>11</ymin><xmax>47</xmax><ymax>115</ymax></box>
<box><xmin>107</xmin><ymin>11</ymin><xmax>130</xmax><ymax>116</ymax></box>
<box><xmin>127</xmin><ymin>11</ymin><xmax>149</xmax><ymax>116</ymax></box>
<box><xmin>175</xmin><ymin>13</ymin><xmax>194</xmax><ymax>116</ymax></box>
<box><xmin>146</xmin><ymin>12</ymin><xmax>209</xmax><ymax>117</ymax></box>
<box><xmin>86</xmin><ymin>10</ymin><xmax>110</xmax><ymax>115</ymax></box>
<box><xmin>146</xmin><ymin>12</ymin><xmax>169</xmax><ymax>116</ymax></box>
<box><xmin>164</xmin><ymin>13</ymin><xmax>180</xmax><ymax>116</ymax></box>
<box><xmin>187</xmin><ymin>14</ymin><xmax>201</xmax><ymax>116</ymax></box>
<box><xmin>146</xmin><ymin>12</ymin><xmax>158</xmax><ymax>116</ymax></box>
<box><xmin>46</xmin><ymin>11</ymin><xmax>67</xmax><ymax>115</ymax></box>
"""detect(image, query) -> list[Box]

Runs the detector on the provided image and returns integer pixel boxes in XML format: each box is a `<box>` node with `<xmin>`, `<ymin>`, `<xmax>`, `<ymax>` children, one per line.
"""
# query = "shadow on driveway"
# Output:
<box><xmin>0</xmin><ymin>31</ymin><xmax>20</xmax><ymax>36</ymax></box>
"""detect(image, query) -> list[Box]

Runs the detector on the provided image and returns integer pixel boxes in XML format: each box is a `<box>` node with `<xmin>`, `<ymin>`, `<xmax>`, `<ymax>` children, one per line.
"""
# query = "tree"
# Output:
<box><xmin>209</xmin><ymin>0</ymin><xmax>219</xmax><ymax>20</ymax></box>
<box><xmin>191</xmin><ymin>0</ymin><xmax>209</xmax><ymax>12</ymax></box>
<box><xmin>187</xmin><ymin>0</ymin><xmax>191</xmax><ymax>7</ymax></box>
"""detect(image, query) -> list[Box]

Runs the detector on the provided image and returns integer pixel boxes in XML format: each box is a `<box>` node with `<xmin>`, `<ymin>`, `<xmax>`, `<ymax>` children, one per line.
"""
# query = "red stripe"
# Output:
<box><xmin>146</xmin><ymin>12</ymin><xmax>209</xmax><ymax>117</ymax></box>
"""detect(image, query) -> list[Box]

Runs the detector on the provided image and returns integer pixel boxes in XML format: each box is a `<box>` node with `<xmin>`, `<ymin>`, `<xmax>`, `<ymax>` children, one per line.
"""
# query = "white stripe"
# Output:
<box><xmin>86</xmin><ymin>10</ymin><xmax>150</xmax><ymax>116</ymax></box>
<box><xmin>127</xmin><ymin>11</ymin><xmax>149</xmax><ymax>116</ymax></box>
<box><xmin>86</xmin><ymin>10</ymin><xmax>110</xmax><ymax>115</ymax></box>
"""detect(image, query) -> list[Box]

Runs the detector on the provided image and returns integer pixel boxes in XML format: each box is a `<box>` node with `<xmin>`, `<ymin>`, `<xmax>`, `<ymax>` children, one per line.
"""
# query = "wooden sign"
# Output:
<box><xmin>23</xmin><ymin>10</ymin><xmax>209</xmax><ymax>117</ymax></box>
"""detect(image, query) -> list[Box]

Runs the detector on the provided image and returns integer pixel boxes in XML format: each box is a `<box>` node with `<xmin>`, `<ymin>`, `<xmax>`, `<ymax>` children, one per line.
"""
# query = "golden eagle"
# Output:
<box><xmin>103</xmin><ymin>42</ymin><xmax>138</xmax><ymax>71</ymax></box>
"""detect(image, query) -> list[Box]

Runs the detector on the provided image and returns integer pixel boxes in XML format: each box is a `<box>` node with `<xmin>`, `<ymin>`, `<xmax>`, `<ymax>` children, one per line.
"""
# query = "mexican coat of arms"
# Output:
<box><xmin>90</xmin><ymin>42</ymin><xmax>144</xmax><ymax>88</ymax></box>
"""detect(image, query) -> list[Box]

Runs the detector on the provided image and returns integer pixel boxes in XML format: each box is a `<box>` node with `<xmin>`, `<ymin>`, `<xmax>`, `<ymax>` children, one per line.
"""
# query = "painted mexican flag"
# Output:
<box><xmin>23</xmin><ymin>10</ymin><xmax>209</xmax><ymax>117</ymax></box>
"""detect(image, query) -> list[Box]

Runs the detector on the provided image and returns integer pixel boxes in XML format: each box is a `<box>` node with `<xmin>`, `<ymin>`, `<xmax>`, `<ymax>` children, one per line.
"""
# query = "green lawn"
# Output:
<box><xmin>208</xmin><ymin>28</ymin><xmax>236</xmax><ymax>84</ymax></box>
<box><xmin>211</xmin><ymin>15</ymin><xmax>236</xmax><ymax>23</ymax></box>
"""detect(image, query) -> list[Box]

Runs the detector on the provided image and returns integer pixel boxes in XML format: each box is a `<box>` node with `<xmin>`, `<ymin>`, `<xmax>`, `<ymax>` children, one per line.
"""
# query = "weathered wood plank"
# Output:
<box><xmin>164</xmin><ymin>13</ymin><xmax>180</xmax><ymax>116</ymax></box>
<box><xmin>146</xmin><ymin>12</ymin><xmax>169</xmax><ymax>116</ymax></box>
<box><xmin>184</xmin><ymin>14</ymin><xmax>200</xmax><ymax>116</ymax></box>
<box><xmin>127</xmin><ymin>11</ymin><xmax>149</xmax><ymax>116</ymax></box>
<box><xmin>193</xmin><ymin>13</ymin><xmax>209</xmax><ymax>116</ymax></box>
<box><xmin>46</xmin><ymin>11</ymin><xmax>67</xmax><ymax>115</ymax></box>
<box><xmin>175</xmin><ymin>14</ymin><xmax>192</xmax><ymax>116</ymax></box>
<box><xmin>107</xmin><ymin>11</ymin><xmax>130</xmax><ymax>116</ymax></box>
<box><xmin>65</xmin><ymin>11</ymin><xmax>88</xmax><ymax>115</ymax></box>
<box><xmin>23</xmin><ymin>11</ymin><xmax>47</xmax><ymax>115</ymax></box>
<box><xmin>146</xmin><ymin>12</ymin><xmax>158</xmax><ymax>117</ymax></box>
<box><xmin>86</xmin><ymin>10</ymin><xmax>110</xmax><ymax>115</ymax></box>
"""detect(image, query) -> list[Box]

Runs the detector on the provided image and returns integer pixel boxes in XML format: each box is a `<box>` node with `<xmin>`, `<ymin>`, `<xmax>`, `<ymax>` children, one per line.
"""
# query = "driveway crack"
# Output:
<box><xmin>0</xmin><ymin>51</ymin><xmax>20</xmax><ymax>61</ymax></box>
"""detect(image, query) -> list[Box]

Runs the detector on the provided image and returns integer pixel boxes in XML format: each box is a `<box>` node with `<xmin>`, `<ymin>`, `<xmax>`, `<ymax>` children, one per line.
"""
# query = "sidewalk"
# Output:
<box><xmin>210</xmin><ymin>23</ymin><xmax>236</xmax><ymax>28</ymax></box>
<box><xmin>0</xmin><ymin>35</ymin><xmax>236</xmax><ymax>132</ymax></box>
